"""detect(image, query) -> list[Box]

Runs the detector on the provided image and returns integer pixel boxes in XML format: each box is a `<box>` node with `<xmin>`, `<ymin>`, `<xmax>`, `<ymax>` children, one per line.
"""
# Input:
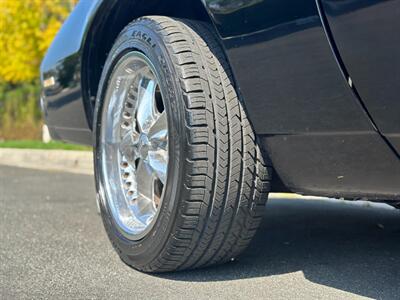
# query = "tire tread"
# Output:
<box><xmin>122</xmin><ymin>16</ymin><xmax>271</xmax><ymax>272</ymax></box>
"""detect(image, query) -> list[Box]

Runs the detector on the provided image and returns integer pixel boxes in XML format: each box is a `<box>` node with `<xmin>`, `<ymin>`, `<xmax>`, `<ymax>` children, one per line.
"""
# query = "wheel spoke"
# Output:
<box><xmin>136</xmin><ymin>160</ymin><xmax>155</xmax><ymax>201</ymax></box>
<box><xmin>148</xmin><ymin>111</ymin><xmax>168</xmax><ymax>147</ymax></box>
<box><xmin>101</xmin><ymin>51</ymin><xmax>169</xmax><ymax>239</ymax></box>
<box><xmin>136</xmin><ymin>77</ymin><xmax>157</xmax><ymax>133</ymax></box>
<box><xmin>148</xmin><ymin>149</ymin><xmax>168</xmax><ymax>184</ymax></box>
<box><xmin>120</xmin><ymin>130</ymin><xmax>139</xmax><ymax>163</ymax></box>
<box><xmin>134</xmin><ymin>199</ymin><xmax>156</xmax><ymax>223</ymax></box>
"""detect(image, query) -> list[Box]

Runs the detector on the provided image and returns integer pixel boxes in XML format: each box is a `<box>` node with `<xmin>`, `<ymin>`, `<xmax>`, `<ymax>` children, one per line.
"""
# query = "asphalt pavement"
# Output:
<box><xmin>1</xmin><ymin>165</ymin><xmax>399</xmax><ymax>299</ymax></box>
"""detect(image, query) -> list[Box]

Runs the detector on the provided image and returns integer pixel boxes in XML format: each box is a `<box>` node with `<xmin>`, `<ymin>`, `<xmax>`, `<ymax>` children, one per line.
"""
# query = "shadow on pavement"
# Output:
<box><xmin>160</xmin><ymin>198</ymin><xmax>400</xmax><ymax>299</ymax></box>
<box><xmin>1</xmin><ymin>166</ymin><xmax>399</xmax><ymax>299</ymax></box>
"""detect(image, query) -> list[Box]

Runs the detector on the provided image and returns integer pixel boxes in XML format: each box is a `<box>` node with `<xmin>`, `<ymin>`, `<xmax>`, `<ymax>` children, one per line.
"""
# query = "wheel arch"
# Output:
<box><xmin>81</xmin><ymin>0</ymin><xmax>215</xmax><ymax>128</ymax></box>
<box><xmin>82</xmin><ymin>0</ymin><xmax>290</xmax><ymax>193</ymax></box>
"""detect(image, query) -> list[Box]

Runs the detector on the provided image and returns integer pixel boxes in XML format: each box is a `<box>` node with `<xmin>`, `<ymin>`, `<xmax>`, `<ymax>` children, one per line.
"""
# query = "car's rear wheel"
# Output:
<box><xmin>94</xmin><ymin>16</ymin><xmax>271</xmax><ymax>272</ymax></box>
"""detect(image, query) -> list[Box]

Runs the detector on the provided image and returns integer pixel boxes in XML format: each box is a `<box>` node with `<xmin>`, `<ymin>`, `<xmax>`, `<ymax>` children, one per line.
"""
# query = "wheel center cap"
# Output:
<box><xmin>137</xmin><ymin>133</ymin><xmax>150</xmax><ymax>158</ymax></box>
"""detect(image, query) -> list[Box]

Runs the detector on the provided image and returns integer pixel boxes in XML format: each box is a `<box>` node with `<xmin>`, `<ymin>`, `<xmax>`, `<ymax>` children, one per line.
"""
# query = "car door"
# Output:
<box><xmin>320</xmin><ymin>0</ymin><xmax>400</xmax><ymax>154</ymax></box>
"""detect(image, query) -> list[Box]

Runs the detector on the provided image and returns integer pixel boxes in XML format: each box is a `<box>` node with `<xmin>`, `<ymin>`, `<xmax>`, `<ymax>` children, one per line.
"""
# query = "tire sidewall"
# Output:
<box><xmin>93</xmin><ymin>20</ymin><xmax>186</xmax><ymax>268</ymax></box>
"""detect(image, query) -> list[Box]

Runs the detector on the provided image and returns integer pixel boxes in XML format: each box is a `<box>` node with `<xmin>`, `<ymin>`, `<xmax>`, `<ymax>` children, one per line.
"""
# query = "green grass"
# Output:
<box><xmin>0</xmin><ymin>140</ymin><xmax>92</xmax><ymax>151</ymax></box>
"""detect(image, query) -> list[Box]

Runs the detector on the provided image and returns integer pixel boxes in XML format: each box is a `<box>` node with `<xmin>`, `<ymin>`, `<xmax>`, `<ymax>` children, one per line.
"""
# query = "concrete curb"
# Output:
<box><xmin>0</xmin><ymin>148</ymin><xmax>93</xmax><ymax>175</ymax></box>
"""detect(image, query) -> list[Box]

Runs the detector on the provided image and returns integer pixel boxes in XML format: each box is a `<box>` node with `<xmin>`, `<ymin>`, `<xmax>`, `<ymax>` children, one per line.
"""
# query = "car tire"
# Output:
<box><xmin>94</xmin><ymin>16</ymin><xmax>271</xmax><ymax>272</ymax></box>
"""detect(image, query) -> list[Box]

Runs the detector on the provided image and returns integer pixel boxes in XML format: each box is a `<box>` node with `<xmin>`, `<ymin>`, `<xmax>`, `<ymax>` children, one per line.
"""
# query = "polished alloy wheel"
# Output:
<box><xmin>100</xmin><ymin>51</ymin><xmax>168</xmax><ymax>240</ymax></box>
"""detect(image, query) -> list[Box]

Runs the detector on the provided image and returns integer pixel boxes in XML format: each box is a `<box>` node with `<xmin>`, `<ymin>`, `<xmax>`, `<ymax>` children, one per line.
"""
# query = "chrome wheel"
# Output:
<box><xmin>100</xmin><ymin>52</ymin><xmax>168</xmax><ymax>240</ymax></box>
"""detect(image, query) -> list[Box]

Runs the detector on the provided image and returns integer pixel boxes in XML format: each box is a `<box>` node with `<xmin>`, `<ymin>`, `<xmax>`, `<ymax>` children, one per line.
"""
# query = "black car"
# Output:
<box><xmin>40</xmin><ymin>0</ymin><xmax>400</xmax><ymax>272</ymax></box>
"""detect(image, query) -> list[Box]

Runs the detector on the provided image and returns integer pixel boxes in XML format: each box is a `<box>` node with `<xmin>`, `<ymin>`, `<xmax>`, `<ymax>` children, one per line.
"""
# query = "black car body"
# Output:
<box><xmin>41</xmin><ymin>0</ymin><xmax>400</xmax><ymax>201</ymax></box>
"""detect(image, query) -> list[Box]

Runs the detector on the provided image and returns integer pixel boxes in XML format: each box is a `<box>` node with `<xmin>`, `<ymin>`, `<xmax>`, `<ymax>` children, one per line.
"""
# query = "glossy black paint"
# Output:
<box><xmin>213</xmin><ymin>0</ymin><xmax>374</xmax><ymax>135</ymax></box>
<box><xmin>206</xmin><ymin>0</ymin><xmax>399</xmax><ymax>199</ymax></box>
<box><xmin>40</xmin><ymin>0</ymin><xmax>102</xmax><ymax>144</ymax></box>
<box><xmin>40</xmin><ymin>0</ymin><xmax>400</xmax><ymax>199</ymax></box>
<box><xmin>41</xmin><ymin>0</ymin><xmax>211</xmax><ymax>143</ymax></box>
<box><xmin>262</xmin><ymin>134</ymin><xmax>400</xmax><ymax>199</ymax></box>
<box><xmin>205</xmin><ymin>0</ymin><xmax>315</xmax><ymax>38</ymax></box>
<box><xmin>321</xmin><ymin>0</ymin><xmax>400</xmax><ymax>153</ymax></box>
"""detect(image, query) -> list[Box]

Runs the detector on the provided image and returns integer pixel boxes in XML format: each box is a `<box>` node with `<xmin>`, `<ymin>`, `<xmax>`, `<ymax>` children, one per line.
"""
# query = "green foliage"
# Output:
<box><xmin>0</xmin><ymin>0</ymin><xmax>77</xmax><ymax>140</ymax></box>
<box><xmin>0</xmin><ymin>0</ymin><xmax>76</xmax><ymax>83</ymax></box>
<box><xmin>0</xmin><ymin>140</ymin><xmax>91</xmax><ymax>151</ymax></box>
<box><xmin>0</xmin><ymin>82</ymin><xmax>42</xmax><ymax>140</ymax></box>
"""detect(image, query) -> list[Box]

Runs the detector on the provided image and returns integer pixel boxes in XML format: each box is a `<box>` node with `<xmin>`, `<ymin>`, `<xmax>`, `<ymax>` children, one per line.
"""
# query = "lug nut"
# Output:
<box><xmin>121</xmin><ymin>161</ymin><xmax>128</xmax><ymax>168</ymax></box>
<box><xmin>123</xmin><ymin>172</ymin><xmax>130</xmax><ymax>179</ymax></box>
<box><xmin>121</xmin><ymin>121</ymin><xmax>130</xmax><ymax>129</ymax></box>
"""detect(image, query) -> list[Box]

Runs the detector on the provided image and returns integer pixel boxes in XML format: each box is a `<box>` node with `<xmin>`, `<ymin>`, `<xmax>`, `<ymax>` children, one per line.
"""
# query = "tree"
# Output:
<box><xmin>0</xmin><ymin>0</ymin><xmax>76</xmax><ymax>140</ymax></box>
<box><xmin>0</xmin><ymin>0</ymin><xmax>76</xmax><ymax>83</ymax></box>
